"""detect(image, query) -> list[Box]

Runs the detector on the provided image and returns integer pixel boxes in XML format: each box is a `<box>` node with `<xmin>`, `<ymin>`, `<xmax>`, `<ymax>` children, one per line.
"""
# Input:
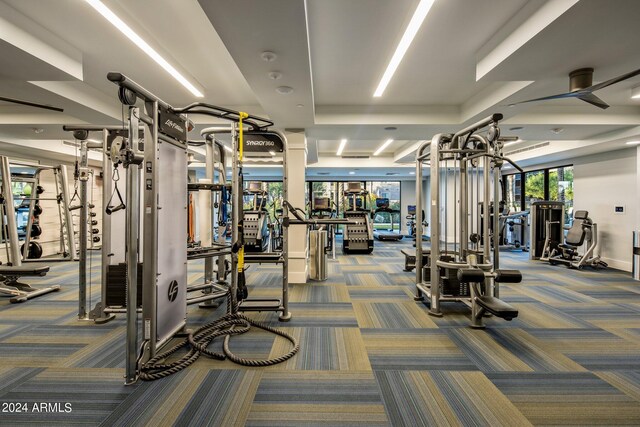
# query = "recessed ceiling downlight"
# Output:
<box><xmin>509</xmin><ymin>126</ymin><xmax>523</xmax><ymax>131</ymax></box>
<box><xmin>276</xmin><ymin>86</ymin><xmax>294</xmax><ymax>95</ymax></box>
<box><xmin>261</xmin><ymin>51</ymin><xmax>277</xmax><ymax>62</ymax></box>
<box><xmin>384</xmin><ymin>126</ymin><xmax>397</xmax><ymax>131</ymax></box>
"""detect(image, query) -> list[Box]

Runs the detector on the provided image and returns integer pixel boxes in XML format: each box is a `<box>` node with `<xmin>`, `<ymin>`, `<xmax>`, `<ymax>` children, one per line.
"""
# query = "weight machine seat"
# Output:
<box><xmin>0</xmin><ymin>265</ymin><xmax>50</xmax><ymax>277</ymax></box>
<box><xmin>474</xmin><ymin>295</ymin><xmax>518</xmax><ymax>320</ymax></box>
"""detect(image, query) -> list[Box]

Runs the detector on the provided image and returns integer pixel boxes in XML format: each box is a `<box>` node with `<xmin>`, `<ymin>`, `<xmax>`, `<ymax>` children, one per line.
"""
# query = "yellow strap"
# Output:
<box><xmin>238</xmin><ymin>111</ymin><xmax>248</xmax><ymax>162</ymax></box>
<box><xmin>238</xmin><ymin>246</ymin><xmax>245</xmax><ymax>271</ymax></box>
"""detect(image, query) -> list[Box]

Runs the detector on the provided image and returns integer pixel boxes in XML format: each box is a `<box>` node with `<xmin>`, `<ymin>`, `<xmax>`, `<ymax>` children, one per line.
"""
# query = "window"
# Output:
<box><xmin>504</xmin><ymin>165</ymin><xmax>573</xmax><ymax>218</ymax></box>
<box><xmin>524</xmin><ymin>170</ymin><xmax>545</xmax><ymax>210</ymax></box>
<box><xmin>306</xmin><ymin>181</ymin><xmax>401</xmax><ymax>232</ymax></box>
<box><xmin>367</xmin><ymin>181</ymin><xmax>401</xmax><ymax>231</ymax></box>
<box><xmin>504</xmin><ymin>174</ymin><xmax>522</xmax><ymax>212</ymax></box>
<box><xmin>549</xmin><ymin>166</ymin><xmax>574</xmax><ymax>222</ymax></box>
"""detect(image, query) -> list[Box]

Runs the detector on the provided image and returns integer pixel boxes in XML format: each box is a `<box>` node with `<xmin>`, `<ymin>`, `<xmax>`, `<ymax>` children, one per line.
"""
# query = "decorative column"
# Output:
<box><xmin>286</xmin><ymin>130</ymin><xmax>308</xmax><ymax>283</ymax></box>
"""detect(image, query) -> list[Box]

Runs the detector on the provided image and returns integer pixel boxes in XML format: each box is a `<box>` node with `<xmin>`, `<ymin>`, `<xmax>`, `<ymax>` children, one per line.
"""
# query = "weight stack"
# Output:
<box><xmin>105</xmin><ymin>263</ymin><xmax>143</xmax><ymax>307</ymax></box>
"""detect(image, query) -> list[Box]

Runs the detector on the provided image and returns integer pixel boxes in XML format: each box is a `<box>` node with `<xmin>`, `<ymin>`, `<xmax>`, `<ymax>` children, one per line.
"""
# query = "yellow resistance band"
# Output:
<box><xmin>238</xmin><ymin>247</ymin><xmax>245</xmax><ymax>271</ymax></box>
<box><xmin>238</xmin><ymin>111</ymin><xmax>248</xmax><ymax>162</ymax></box>
<box><xmin>238</xmin><ymin>112</ymin><xmax>248</xmax><ymax>271</ymax></box>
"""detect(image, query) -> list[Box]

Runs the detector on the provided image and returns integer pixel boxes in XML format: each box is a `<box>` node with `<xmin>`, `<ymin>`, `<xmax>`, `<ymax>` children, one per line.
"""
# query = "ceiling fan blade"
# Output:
<box><xmin>578</xmin><ymin>93</ymin><xmax>609</xmax><ymax>109</ymax></box>
<box><xmin>0</xmin><ymin>96</ymin><xmax>64</xmax><ymax>112</ymax></box>
<box><xmin>509</xmin><ymin>91</ymin><xmax>578</xmax><ymax>107</ymax></box>
<box><xmin>586</xmin><ymin>67</ymin><xmax>640</xmax><ymax>92</ymax></box>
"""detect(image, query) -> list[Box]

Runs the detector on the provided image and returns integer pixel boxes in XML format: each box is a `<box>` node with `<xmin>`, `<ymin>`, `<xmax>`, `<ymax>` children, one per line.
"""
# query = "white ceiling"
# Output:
<box><xmin>0</xmin><ymin>0</ymin><xmax>639</xmax><ymax>177</ymax></box>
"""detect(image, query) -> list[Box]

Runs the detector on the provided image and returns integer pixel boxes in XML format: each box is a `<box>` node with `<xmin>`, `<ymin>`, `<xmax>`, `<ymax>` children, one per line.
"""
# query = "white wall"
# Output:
<box><xmin>573</xmin><ymin>147</ymin><xmax>637</xmax><ymax>271</ymax></box>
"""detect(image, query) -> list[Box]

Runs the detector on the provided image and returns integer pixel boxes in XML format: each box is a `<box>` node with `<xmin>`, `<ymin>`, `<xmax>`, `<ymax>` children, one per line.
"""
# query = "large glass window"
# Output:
<box><xmin>306</xmin><ymin>181</ymin><xmax>401</xmax><ymax>232</ymax></box>
<box><xmin>505</xmin><ymin>174</ymin><xmax>522</xmax><ymax>212</ymax></box>
<box><xmin>549</xmin><ymin>166</ymin><xmax>574</xmax><ymax>222</ymax></box>
<box><xmin>524</xmin><ymin>170</ymin><xmax>545</xmax><ymax>210</ymax></box>
<box><xmin>367</xmin><ymin>181</ymin><xmax>401</xmax><ymax>232</ymax></box>
<box><xmin>504</xmin><ymin>164</ymin><xmax>573</xmax><ymax>217</ymax></box>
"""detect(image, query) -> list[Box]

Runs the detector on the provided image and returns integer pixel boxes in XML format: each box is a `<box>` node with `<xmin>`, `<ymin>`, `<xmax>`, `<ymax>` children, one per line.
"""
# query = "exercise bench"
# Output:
<box><xmin>0</xmin><ymin>265</ymin><xmax>58</xmax><ymax>303</ymax></box>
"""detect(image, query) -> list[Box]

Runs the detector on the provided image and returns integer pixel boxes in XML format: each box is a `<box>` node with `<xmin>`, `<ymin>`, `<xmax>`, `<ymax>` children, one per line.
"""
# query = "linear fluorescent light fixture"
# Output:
<box><xmin>504</xmin><ymin>138</ymin><xmax>524</xmax><ymax>147</ymax></box>
<box><xmin>337</xmin><ymin>139</ymin><xmax>348</xmax><ymax>156</ymax></box>
<box><xmin>373</xmin><ymin>0</ymin><xmax>435</xmax><ymax>97</ymax></box>
<box><xmin>625</xmin><ymin>140</ymin><xmax>640</xmax><ymax>146</ymax></box>
<box><xmin>85</xmin><ymin>0</ymin><xmax>203</xmax><ymax>98</ymax></box>
<box><xmin>374</xmin><ymin>139</ymin><xmax>394</xmax><ymax>156</ymax></box>
<box><xmin>632</xmin><ymin>86</ymin><xmax>640</xmax><ymax>99</ymax></box>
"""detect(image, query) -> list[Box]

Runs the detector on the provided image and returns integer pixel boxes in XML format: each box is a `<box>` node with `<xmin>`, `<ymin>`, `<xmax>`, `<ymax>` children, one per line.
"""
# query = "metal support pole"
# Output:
<box><xmin>460</xmin><ymin>159</ymin><xmax>468</xmax><ymax>259</ymax></box>
<box><xmin>430</xmin><ymin>135</ymin><xmax>443</xmax><ymax>316</ymax></box>
<box><xmin>230</xmin><ymin>125</ymin><xmax>239</xmax><ymax>312</ymax></box>
<box><xmin>125</xmin><ymin>161</ymin><xmax>140</xmax><ymax>385</ymax></box>
<box><xmin>96</xmin><ymin>129</ymin><xmax>113</xmax><ymax>321</ymax></box>
<box><xmin>482</xmin><ymin>156</ymin><xmax>491</xmax><ymax>263</ymax></box>
<box><xmin>1</xmin><ymin>157</ymin><xmax>21</xmax><ymax>266</ymax></box>
<box><xmin>59</xmin><ymin>165</ymin><xmax>77</xmax><ymax>260</ymax></box>
<box><xmin>78</xmin><ymin>140</ymin><xmax>89</xmax><ymax>320</ymax></box>
<box><xmin>493</xmin><ymin>165</ymin><xmax>501</xmax><ymax>271</ymax></box>
<box><xmin>415</xmin><ymin>155</ymin><xmax>423</xmax><ymax>297</ymax></box>
<box><xmin>279</xmin><ymin>130</ymin><xmax>291</xmax><ymax>321</ymax></box>
<box><xmin>125</xmin><ymin>111</ymin><xmax>141</xmax><ymax>385</ymax></box>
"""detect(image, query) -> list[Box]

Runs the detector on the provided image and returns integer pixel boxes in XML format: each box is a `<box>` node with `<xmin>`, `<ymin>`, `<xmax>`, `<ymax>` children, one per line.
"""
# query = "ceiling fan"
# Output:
<box><xmin>0</xmin><ymin>95</ymin><xmax>64</xmax><ymax>112</ymax></box>
<box><xmin>510</xmin><ymin>67</ymin><xmax>640</xmax><ymax>110</ymax></box>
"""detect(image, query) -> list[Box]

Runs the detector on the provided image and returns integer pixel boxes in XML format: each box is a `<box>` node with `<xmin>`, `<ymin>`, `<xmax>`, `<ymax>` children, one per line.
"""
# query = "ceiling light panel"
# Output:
<box><xmin>336</xmin><ymin>139</ymin><xmax>348</xmax><ymax>156</ymax></box>
<box><xmin>374</xmin><ymin>139</ymin><xmax>394</xmax><ymax>156</ymax></box>
<box><xmin>85</xmin><ymin>0</ymin><xmax>203</xmax><ymax>97</ymax></box>
<box><xmin>373</xmin><ymin>0</ymin><xmax>435</xmax><ymax>97</ymax></box>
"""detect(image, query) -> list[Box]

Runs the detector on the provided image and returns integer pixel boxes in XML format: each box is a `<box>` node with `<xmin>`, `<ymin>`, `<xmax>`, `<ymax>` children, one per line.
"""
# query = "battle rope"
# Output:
<box><xmin>138</xmin><ymin>294</ymin><xmax>299</xmax><ymax>381</ymax></box>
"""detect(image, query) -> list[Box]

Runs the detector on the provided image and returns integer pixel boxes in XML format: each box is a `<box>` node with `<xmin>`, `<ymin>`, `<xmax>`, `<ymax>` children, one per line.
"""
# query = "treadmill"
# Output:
<box><xmin>372</xmin><ymin>198</ymin><xmax>402</xmax><ymax>241</ymax></box>
<box><xmin>310</xmin><ymin>196</ymin><xmax>336</xmax><ymax>258</ymax></box>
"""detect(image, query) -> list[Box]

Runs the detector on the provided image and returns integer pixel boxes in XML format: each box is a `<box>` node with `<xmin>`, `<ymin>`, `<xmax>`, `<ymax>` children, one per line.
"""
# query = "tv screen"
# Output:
<box><xmin>313</xmin><ymin>197</ymin><xmax>330</xmax><ymax>210</ymax></box>
<box><xmin>375</xmin><ymin>198</ymin><xmax>389</xmax><ymax>209</ymax></box>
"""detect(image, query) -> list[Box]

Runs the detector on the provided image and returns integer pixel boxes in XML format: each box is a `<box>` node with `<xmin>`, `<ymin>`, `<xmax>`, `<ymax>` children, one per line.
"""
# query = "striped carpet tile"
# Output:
<box><xmin>509</xmin><ymin>302</ymin><xmax>594</xmax><ymax>329</ymax></box>
<box><xmin>246</xmin><ymin>371</ymin><xmax>389</xmax><ymax>426</ymax></box>
<box><xmin>348</xmin><ymin>286</ymin><xmax>414</xmax><ymax>302</ymax></box>
<box><xmin>268</xmin><ymin>327</ymin><xmax>371</xmax><ymax>371</ymax></box>
<box><xmin>375</xmin><ymin>370</ymin><xmax>531</xmax><ymax>426</ymax></box>
<box><xmin>362</xmin><ymin>329</ymin><xmax>477</xmax><ymax>371</ymax></box>
<box><xmin>487</xmin><ymin>372</ymin><xmax>640</xmax><ymax>425</ymax></box>
<box><xmin>484</xmin><ymin>328</ymin><xmax>586</xmax><ymax>372</ymax></box>
<box><xmin>596</xmin><ymin>371</ymin><xmax>640</xmax><ymax>401</ymax></box>
<box><xmin>353</xmin><ymin>302</ymin><xmax>437</xmax><ymax>329</ymax></box>
<box><xmin>447</xmin><ymin>328</ymin><xmax>534</xmax><ymax>372</ymax></box>
<box><xmin>0</xmin><ymin>368</ymin><xmax>136</xmax><ymax>427</ymax></box>
<box><xmin>289</xmin><ymin>283</ymin><xmax>351</xmax><ymax>303</ymax></box>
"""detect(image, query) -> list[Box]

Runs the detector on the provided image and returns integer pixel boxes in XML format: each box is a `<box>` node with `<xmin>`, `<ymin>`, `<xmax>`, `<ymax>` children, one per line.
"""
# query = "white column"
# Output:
<box><xmin>636</xmin><ymin>146</ymin><xmax>640</xmax><ymax>231</ymax></box>
<box><xmin>286</xmin><ymin>130</ymin><xmax>308</xmax><ymax>283</ymax></box>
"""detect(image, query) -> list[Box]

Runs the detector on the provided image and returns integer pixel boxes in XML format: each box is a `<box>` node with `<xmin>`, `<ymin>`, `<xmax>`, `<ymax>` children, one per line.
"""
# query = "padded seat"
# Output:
<box><xmin>475</xmin><ymin>295</ymin><xmax>518</xmax><ymax>320</ymax></box>
<box><xmin>0</xmin><ymin>266</ymin><xmax>50</xmax><ymax>277</ymax></box>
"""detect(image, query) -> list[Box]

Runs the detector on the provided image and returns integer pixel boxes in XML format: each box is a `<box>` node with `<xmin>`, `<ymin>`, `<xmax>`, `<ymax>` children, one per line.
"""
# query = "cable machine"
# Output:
<box><xmin>414</xmin><ymin>114</ymin><xmax>525</xmax><ymax>328</ymax></box>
